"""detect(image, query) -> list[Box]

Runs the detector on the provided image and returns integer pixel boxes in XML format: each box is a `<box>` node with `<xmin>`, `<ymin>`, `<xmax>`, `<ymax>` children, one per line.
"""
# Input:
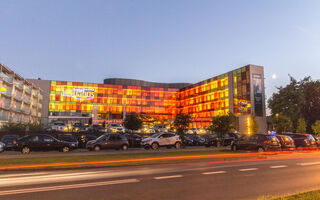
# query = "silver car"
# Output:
<box><xmin>0</xmin><ymin>141</ymin><xmax>5</xmax><ymax>153</ymax></box>
<box><xmin>141</xmin><ymin>132</ymin><xmax>182</xmax><ymax>150</ymax></box>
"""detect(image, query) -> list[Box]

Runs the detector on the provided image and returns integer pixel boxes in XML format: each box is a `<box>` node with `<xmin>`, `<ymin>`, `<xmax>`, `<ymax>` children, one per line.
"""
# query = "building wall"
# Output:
<box><xmin>47</xmin><ymin>81</ymin><xmax>179</xmax><ymax>124</ymax></box>
<box><xmin>0</xmin><ymin>62</ymin><xmax>43</xmax><ymax>126</ymax></box>
<box><xmin>27</xmin><ymin>79</ymin><xmax>51</xmax><ymax>125</ymax></box>
<box><xmin>29</xmin><ymin>64</ymin><xmax>267</xmax><ymax>132</ymax></box>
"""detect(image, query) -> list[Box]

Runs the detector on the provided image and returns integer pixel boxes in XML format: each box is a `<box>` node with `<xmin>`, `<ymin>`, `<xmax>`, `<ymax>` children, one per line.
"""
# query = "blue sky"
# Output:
<box><xmin>0</xmin><ymin>0</ymin><xmax>320</xmax><ymax>101</ymax></box>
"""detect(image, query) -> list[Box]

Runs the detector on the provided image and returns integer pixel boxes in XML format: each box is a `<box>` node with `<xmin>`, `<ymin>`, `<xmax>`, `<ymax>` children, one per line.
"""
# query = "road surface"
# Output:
<box><xmin>1</xmin><ymin>151</ymin><xmax>320</xmax><ymax>200</ymax></box>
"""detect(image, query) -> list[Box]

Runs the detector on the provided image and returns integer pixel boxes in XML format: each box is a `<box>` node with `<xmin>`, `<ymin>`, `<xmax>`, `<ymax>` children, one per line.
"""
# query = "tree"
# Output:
<box><xmin>271</xmin><ymin>114</ymin><xmax>293</xmax><ymax>134</ymax></box>
<box><xmin>268</xmin><ymin>76</ymin><xmax>320</xmax><ymax>133</ymax></box>
<box><xmin>268</xmin><ymin>76</ymin><xmax>302</xmax><ymax>130</ymax></box>
<box><xmin>173</xmin><ymin>113</ymin><xmax>192</xmax><ymax>143</ymax></box>
<box><xmin>312</xmin><ymin>121</ymin><xmax>320</xmax><ymax>136</ymax></box>
<box><xmin>209</xmin><ymin>113</ymin><xmax>237</xmax><ymax>142</ymax></box>
<box><xmin>296</xmin><ymin>118</ymin><xmax>307</xmax><ymax>133</ymax></box>
<box><xmin>124</xmin><ymin>114</ymin><xmax>143</xmax><ymax>131</ymax></box>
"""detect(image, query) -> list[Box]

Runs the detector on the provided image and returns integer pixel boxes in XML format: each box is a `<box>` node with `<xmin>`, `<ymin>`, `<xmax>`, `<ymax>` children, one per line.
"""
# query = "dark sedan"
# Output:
<box><xmin>283</xmin><ymin>133</ymin><xmax>317</xmax><ymax>149</ymax></box>
<box><xmin>86</xmin><ymin>133</ymin><xmax>129</xmax><ymax>151</ymax></box>
<box><xmin>1</xmin><ymin>134</ymin><xmax>19</xmax><ymax>150</ymax></box>
<box><xmin>231</xmin><ymin>134</ymin><xmax>281</xmax><ymax>152</ymax></box>
<box><xmin>187</xmin><ymin>135</ymin><xmax>205</xmax><ymax>146</ymax></box>
<box><xmin>15</xmin><ymin>134</ymin><xmax>77</xmax><ymax>154</ymax></box>
<box><xmin>275</xmin><ymin>135</ymin><xmax>295</xmax><ymax>150</ymax></box>
<box><xmin>125</xmin><ymin>133</ymin><xmax>142</xmax><ymax>148</ymax></box>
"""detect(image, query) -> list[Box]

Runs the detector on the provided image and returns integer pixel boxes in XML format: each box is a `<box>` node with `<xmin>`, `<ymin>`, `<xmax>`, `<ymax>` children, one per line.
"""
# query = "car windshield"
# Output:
<box><xmin>308</xmin><ymin>135</ymin><xmax>315</xmax><ymax>141</ymax></box>
<box><xmin>151</xmin><ymin>133</ymin><xmax>162</xmax><ymax>138</ymax></box>
<box><xmin>96</xmin><ymin>134</ymin><xmax>107</xmax><ymax>141</ymax></box>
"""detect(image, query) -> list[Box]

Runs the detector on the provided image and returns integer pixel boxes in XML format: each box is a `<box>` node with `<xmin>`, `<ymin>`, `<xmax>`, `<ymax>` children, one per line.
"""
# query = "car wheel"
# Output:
<box><xmin>62</xmin><ymin>146</ymin><xmax>70</xmax><ymax>153</ymax></box>
<box><xmin>144</xmin><ymin>146</ymin><xmax>150</xmax><ymax>150</ymax></box>
<box><xmin>175</xmin><ymin>142</ymin><xmax>181</xmax><ymax>149</ymax></box>
<box><xmin>258</xmin><ymin>147</ymin><xmax>265</xmax><ymax>153</ymax></box>
<box><xmin>151</xmin><ymin>142</ymin><xmax>159</xmax><ymax>150</ymax></box>
<box><xmin>121</xmin><ymin>144</ymin><xmax>128</xmax><ymax>151</ymax></box>
<box><xmin>94</xmin><ymin>145</ymin><xmax>101</xmax><ymax>151</ymax></box>
<box><xmin>231</xmin><ymin>145</ymin><xmax>237</xmax><ymax>151</ymax></box>
<box><xmin>21</xmin><ymin>146</ymin><xmax>30</xmax><ymax>154</ymax></box>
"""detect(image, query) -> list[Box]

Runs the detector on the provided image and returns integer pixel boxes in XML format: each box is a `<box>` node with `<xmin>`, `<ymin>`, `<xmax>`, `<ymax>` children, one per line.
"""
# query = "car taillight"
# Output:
<box><xmin>264</xmin><ymin>140</ymin><xmax>270</xmax><ymax>144</ymax></box>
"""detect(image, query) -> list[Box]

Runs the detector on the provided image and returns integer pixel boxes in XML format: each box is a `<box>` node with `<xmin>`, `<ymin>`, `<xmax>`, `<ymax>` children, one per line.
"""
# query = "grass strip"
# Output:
<box><xmin>0</xmin><ymin>150</ymin><xmax>265</xmax><ymax>170</ymax></box>
<box><xmin>259</xmin><ymin>190</ymin><xmax>320</xmax><ymax>200</ymax></box>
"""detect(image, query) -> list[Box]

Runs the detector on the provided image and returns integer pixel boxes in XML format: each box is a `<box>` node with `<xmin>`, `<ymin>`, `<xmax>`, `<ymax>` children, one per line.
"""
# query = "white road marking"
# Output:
<box><xmin>270</xmin><ymin>165</ymin><xmax>287</xmax><ymax>169</ymax></box>
<box><xmin>0</xmin><ymin>172</ymin><xmax>48</xmax><ymax>178</ymax></box>
<box><xmin>154</xmin><ymin>175</ymin><xmax>183</xmax><ymax>180</ymax></box>
<box><xmin>0</xmin><ymin>179</ymin><xmax>140</xmax><ymax>196</ymax></box>
<box><xmin>238</xmin><ymin>168</ymin><xmax>258</xmax><ymax>172</ymax></box>
<box><xmin>297</xmin><ymin>162</ymin><xmax>320</xmax><ymax>166</ymax></box>
<box><xmin>202</xmin><ymin>171</ymin><xmax>226</xmax><ymax>175</ymax></box>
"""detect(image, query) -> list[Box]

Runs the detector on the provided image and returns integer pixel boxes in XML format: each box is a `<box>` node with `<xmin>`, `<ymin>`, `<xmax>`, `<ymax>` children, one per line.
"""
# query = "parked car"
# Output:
<box><xmin>187</xmin><ymin>135</ymin><xmax>205</xmax><ymax>146</ymax></box>
<box><xmin>1</xmin><ymin>134</ymin><xmax>19</xmax><ymax>150</ymax></box>
<box><xmin>231</xmin><ymin>134</ymin><xmax>281</xmax><ymax>152</ymax></box>
<box><xmin>183</xmin><ymin>136</ymin><xmax>194</xmax><ymax>146</ymax></box>
<box><xmin>185</xmin><ymin>128</ymin><xmax>197</xmax><ymax>134</ymax></box>
<box><xmin>51</xmin><ymin>121</ymin><xmax>69</xmax><ymax>132</ymax></box>
<box><xmin>89</xmin><ymin>124</ymin><xmax>107</xmax><ymax>133</ymax></box>
<box><xmin>141</xmin><ymin>132</ymin><xmax>182</xmax><ymax>150</ymax></box>
<box><xmin>125</xmin><ymin>133</ymin><xmax>142</xmax><ymax>148</ymax></box>
<box><xmin>57</xmin><ymin>134</ymin><xmax>79</xmax><ymax>148</ymax></box>
<box><xmin>14</xmin><ymin>134</ymin><xmax>77</xmax><ymax>154</ymax></box>
<box><xmin>220</xmin><ymin>133</ymin><xmax>240</xmax><ymax>146</ymax></box>
<box><xmin>153</xmin><ymin>125</ymin><xmax>168</xmax><ymax>133</ymax></box>
<box><xmin>203</xmin><ymin>134</ymin><xmax>220</xmax><ymax>147</ymax></box>
<box><xmin>72</xmin><ymin>123</ymin><xmax>88</xmax><ymax>132</ymax></box>
<box><xmin>107</xmin><ymin>123</ymin><xmax>125</xmax><ymax>133</ymax></box>
<box><xmin>283</xmin><ymin>133</ymin><xmax>317</xmax><ymax>149</ymax></box>
<box><xmin>77</xmin><ymin>134</ymin><xmax>97</xmax><ymax>148</ymax></box>
<box><xmin>311</xmin><ymin>135</ymin><xmax>320</xmax><ymax>147</ymax></box>
<box><xmin>275</xmin><ymin>135</ymin><xmax>295</xmax><ymax>150</ymax></box>
<box><xmin>0</xmin><ymin>141</ymin><xmax>5</xmax><ymax>153</ymax></box>
<box><xmin>86</xmin><ymin>133</ymin><xmax>129</xmax><ymax>151</ymax></box>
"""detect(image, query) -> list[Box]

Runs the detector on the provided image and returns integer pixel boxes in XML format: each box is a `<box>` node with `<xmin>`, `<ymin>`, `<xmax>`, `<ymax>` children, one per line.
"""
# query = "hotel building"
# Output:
<box><xmin>0</xmin><ymin>62</ymin><xmax>43</xmax><ymax>125</ymax></box>
<box><xmin>29</xmin><ymin>64</ymin><xmax>267</xmax><ymax>133</ymax></box>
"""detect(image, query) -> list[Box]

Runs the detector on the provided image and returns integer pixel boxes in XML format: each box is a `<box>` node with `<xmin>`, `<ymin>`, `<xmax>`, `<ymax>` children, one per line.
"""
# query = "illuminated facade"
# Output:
<box><xmin>0</xmin><ymin>62</ymin><xmax>43</xmax><ymax>125</ymax></box>
<box><xmin>29</xmin><ymin>64</ymin><xmax>266</xmax><ymax>132</ymax></box>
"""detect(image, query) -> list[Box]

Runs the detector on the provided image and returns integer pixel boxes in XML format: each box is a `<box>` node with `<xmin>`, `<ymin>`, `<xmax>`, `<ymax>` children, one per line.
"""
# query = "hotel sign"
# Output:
<box><xmin>63</xmin><ymin>88</ymin><xmax>95</xmax><ymax>101</ymax></box>
<box><xmin>0</xmin><ymin>87</ymin><xmax>7</xmax><ymax>94</ymax></box>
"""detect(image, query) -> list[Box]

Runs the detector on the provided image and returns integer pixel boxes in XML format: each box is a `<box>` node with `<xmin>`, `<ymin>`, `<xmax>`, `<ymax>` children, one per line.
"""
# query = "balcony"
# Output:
<box><xmin>22</xmin><ymin>109</ymin><xmax>30</xmax><ymax>115</ymax></box>
<box><xmin>2</xmin><ymin>103</ymin><xmax>11</xmax><ymax>110</ymax></box>
<box><xmin>15</xmin><ymin>82</ymin><xmax>24</xmax><ymax>90</ymax></box>
<box><xmin>2</xmin><ymin>89</ymin><xmax>12</xmax><ymax>98</ymax></box>
<box><xmin>0</xmin><ymin>73</ymin><xmax>13</xmax><ymax>85</ymax></box>
<box><xmin>24</xmin><ymin>98</ymin><xmax>31</xmax><ymax>105</ymax></box>
<box><xmin>32</xmin><ymin>91</ymin><xmax>38</xmax><ymax>97</ymax></box>
<box><xmin>14</xmin><ymin>94</ymin><xmax>23</xmax><ymax>102</ymax></box>
<box><xmin>25</xmin><ymin>87</ymin><xmax>31</xmax><ymax>94</ymax></box>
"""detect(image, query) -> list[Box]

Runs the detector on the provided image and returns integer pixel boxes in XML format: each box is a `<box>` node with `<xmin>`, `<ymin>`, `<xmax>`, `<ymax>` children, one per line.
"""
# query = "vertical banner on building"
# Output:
<box><xmin>93</xmin><ymin>105</ymin><xmax>98</xmax><ymax>124</ymax></box>
<box><xmin>123</xmin><ymin>106</ymin><xmax>126</xmax><ymax>122</ymax></box>
<box><xmin>252</xmin><ymin>74</ymin><xmax>263</xmax><ymax>116</ymax></box>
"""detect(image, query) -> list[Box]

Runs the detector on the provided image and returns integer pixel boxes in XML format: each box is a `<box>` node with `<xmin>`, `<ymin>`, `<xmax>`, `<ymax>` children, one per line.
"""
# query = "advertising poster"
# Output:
<box><xmin>252</xmin><ymin>74</ymin><xmax>263</xmax><ymax>116</ymax></box>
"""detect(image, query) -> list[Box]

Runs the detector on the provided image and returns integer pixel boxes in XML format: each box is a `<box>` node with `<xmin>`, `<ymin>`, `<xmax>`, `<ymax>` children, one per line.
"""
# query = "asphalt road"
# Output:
<box><xmin>1</xmin><ymin>151</ymin><xmax>320</xmax><ymax>200</ymax></box>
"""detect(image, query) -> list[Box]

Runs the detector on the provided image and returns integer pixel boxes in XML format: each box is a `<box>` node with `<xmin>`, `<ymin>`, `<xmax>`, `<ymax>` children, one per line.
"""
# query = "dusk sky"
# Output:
<box><xmin>1</xmin><ymin>0</ymin><xmax>320</xmax><ymax>102</ymax></box>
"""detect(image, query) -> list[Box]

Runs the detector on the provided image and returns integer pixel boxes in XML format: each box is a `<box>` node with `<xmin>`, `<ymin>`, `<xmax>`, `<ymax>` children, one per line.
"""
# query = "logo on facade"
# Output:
<box><xmin>0</xmin><ymin>87</ymin><xmax>7</xmax><ymax>94</ymax></box>
<box><xmin>63</xmin><ymin>88</ymin><xmax>95</xmax><ymax>101</ymax></box>
<box><xmin>238</xmin><ymin>100</ymin><xmax>251</xmax><ymax>112</ymax></box>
